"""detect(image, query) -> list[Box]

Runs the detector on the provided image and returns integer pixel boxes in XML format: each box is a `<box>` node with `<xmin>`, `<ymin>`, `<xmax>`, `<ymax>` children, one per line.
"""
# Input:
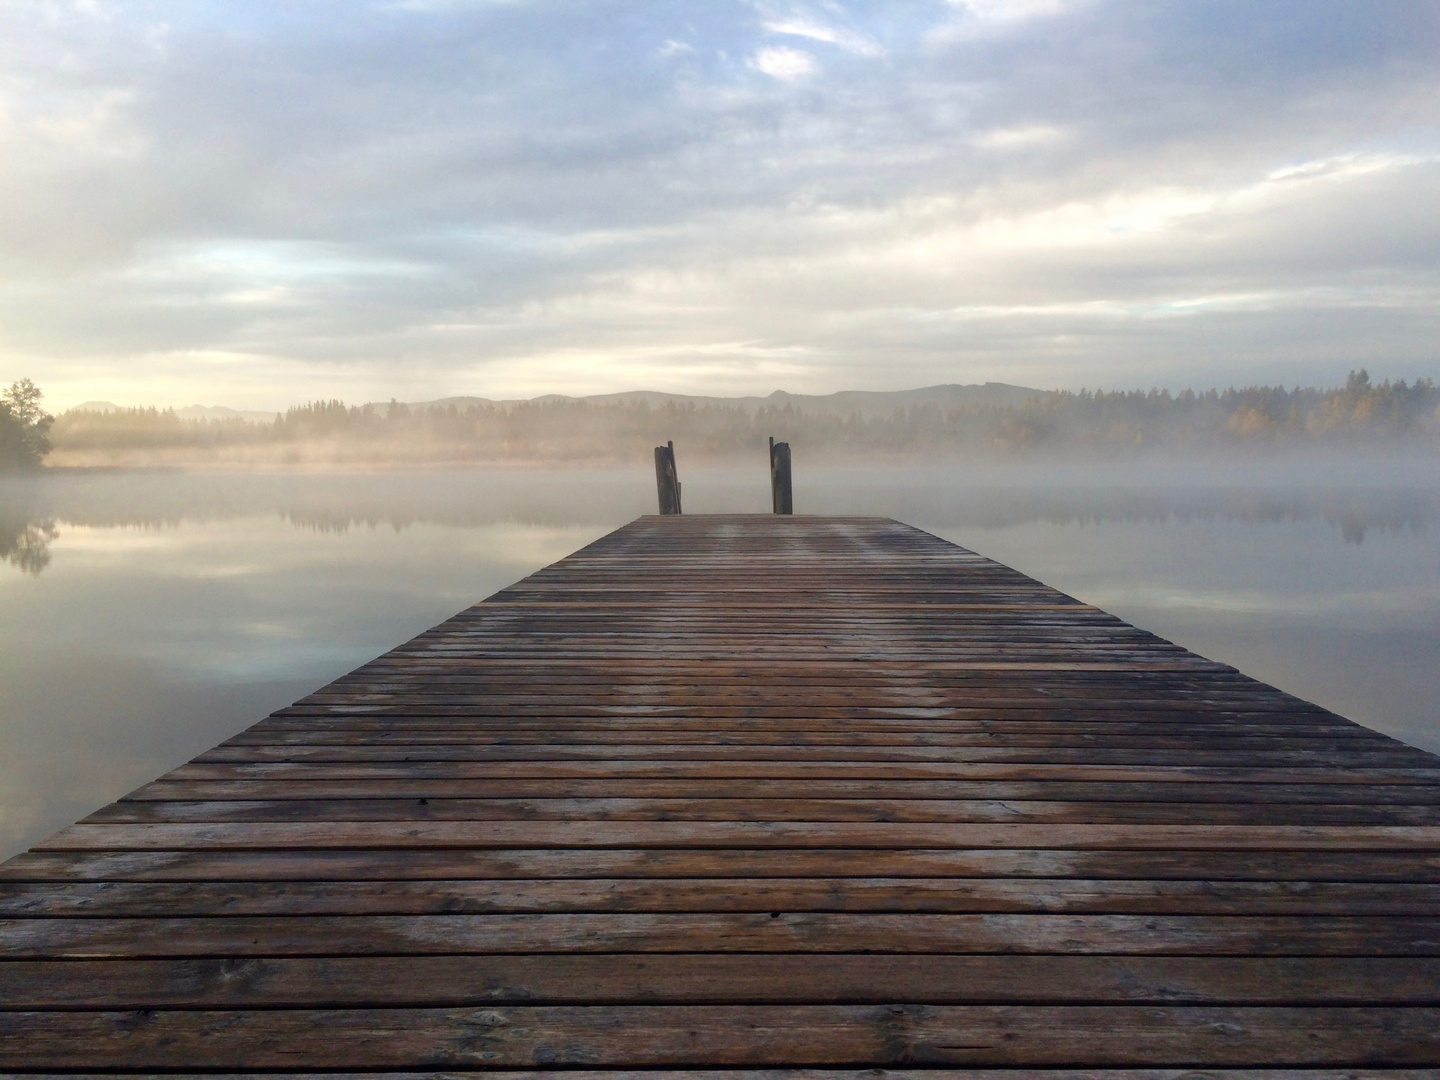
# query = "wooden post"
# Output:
<box><xmin>654</xmin><ymin>440</ymin><xmax>681</xmax><ymax>515</ymax></box>
<box><xmin>769</xmin><ymin>436</ymin><xmax>792</xmax><ymax>515</ymax></box>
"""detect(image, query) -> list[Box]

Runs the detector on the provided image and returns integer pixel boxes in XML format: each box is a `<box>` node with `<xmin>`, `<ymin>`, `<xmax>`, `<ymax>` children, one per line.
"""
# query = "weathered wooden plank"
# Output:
<box><xmin>213</xmin><ymin>733</ymin><xmax>1394</xmax><ymax>752</ymax></box>
<box><xmin>226</xmin><ymin>723</ymin><xmax>1382</xmax><ymax>741</ymax></box>
<box><xmin>3</xmin><ymin>514</ymin><xmax>1438</xmax><ymax>1074</ymax></box>
<box><xmin>118</xmin><ymin>777</ymin><xmax>1440</xmax><ymax>806</ymax></box>
<box><xmin>154</xmin><ymin>760</ymin><xmax>1440</xmax><ymax>783</ymax></box>
<box><xmin>36</xmin><ymin>821</ymin><xmax>1440</xmax><ymax>851</ymax></box>
<box><xmin>6</xmin><ymin>876</ymin><xmax>1440</xmax><ymax>918</ymax></box>
<box><xmin>3</xmin><ymin>1005</ymin><xmax>1439</xmax><ymax>1068</ymax></box>
<box><xmin>6</xmin><ymin>954</ymin><xmax>1440</xmax><ymax>1009</ymax></box>
<box><xmin>191</xmin><ymin>741</ymin><xmax>1418</xmax><ymax>764</ymax></box>
<box><xmin>6</xmin><ymin>912</ymin><xmax>1440</xmax><ymax>958</ymax></box>
<box><xmin>77</xmin><ymin>796</ymin><xmax>1440</xmax><ymax>826</ymax></box>
<box><xmin>9</xmin><ymin>847</ymin><xmax>1440</xmax><ymax>884</ymax></box>
<box><xmin>5</xmin><ymin>1072</ymin><xmax>1436</xmax><ymax>1080</ymax></box>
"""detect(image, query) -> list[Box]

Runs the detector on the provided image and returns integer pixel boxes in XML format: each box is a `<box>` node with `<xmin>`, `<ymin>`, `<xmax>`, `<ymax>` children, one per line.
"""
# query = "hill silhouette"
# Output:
<box><xmin>40</xmin><ymin>373</ymin><xmax>1439</xmax><ymax>468</ymax></box>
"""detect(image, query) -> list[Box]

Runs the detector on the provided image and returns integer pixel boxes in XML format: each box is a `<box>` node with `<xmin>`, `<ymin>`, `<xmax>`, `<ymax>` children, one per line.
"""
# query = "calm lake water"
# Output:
<box><xmin>2</xmin><ymin>457</ymin><xmax>1438</xmax><ymax>859</ymax></box>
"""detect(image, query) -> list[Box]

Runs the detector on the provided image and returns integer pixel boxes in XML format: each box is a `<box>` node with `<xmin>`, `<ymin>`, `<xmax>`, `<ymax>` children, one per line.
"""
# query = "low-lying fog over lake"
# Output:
<box><xmin>1</xmin><ymin>457</ymin><xmax>1438</xmax><ymax>859</ymax></box>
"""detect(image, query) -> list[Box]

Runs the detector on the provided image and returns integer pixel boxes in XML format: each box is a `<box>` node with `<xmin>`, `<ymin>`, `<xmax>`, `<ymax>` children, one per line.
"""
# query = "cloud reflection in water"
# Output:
<box><xmin>0</xmin><ymin>462</ymin><xmax>1436</xmax><ymax>859</ymax></box>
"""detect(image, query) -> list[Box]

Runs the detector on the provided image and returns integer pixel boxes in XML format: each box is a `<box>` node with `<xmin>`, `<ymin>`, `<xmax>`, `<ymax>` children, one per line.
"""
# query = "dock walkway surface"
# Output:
<box><xmin>3</xmin><ymin>514</ymin><xmax>1440</xmax><ymax>1075</ymax></box>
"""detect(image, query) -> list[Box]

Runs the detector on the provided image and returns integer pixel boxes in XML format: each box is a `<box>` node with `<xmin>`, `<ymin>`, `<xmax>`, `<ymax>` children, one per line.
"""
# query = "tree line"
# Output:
<box><xmin>12</xmin><ymin>370</ymin><xmax>1440</xmax><ymax>468</ymax></box>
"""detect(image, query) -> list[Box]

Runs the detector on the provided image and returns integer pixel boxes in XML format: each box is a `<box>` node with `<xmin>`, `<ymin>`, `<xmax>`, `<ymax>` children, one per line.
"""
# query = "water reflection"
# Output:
<box><xmin>1</xmin><ymin>517</ymin><xmax>57</xmax><ymax>574</ymax></box>
<box><xmin>0</xmin><ymin>461</ymin><xmax>1437</xmax><ymax>860</ymax></box>
<box><xmin>3</xmin><ymin>465</ymin><xmax>1435</xmax><ymax>572</ymax></box>
<box><xmin>806</xmin><ymin>483</ymin><xmax>1435</xmax><ymax>545</ymax></box>
<box><xmin>0</xmin><ymin>483</ymin><xmax>57</xmax><ymax>574</ymax></box>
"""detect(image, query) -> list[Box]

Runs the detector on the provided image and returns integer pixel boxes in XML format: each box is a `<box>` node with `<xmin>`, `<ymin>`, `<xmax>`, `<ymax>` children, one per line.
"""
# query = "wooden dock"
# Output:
<box><xmin>3</xmin><ymin>513</ymin><xmax>1440</xmax><ymax>1073</ymax></box>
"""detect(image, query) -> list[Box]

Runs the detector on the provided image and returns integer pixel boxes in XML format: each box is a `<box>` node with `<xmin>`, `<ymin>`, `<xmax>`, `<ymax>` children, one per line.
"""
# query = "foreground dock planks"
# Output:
<box><xmin>3</xmin><ymin>513</ymin><xmax>1440</xmax><ymax>1075</ymax></box>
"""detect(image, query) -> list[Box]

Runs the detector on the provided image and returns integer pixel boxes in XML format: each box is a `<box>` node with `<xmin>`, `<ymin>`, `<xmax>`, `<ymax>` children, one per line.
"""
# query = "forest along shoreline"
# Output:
<box><xmin>12</xmin><ymin>371</ymin><xmax>1436</xmax><ymax>469</ymax></box>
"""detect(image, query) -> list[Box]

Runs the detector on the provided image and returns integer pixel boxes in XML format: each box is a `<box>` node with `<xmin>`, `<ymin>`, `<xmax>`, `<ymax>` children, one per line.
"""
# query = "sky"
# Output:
<box><xmin>2</xmin><ymin>0</ymin><xmax>1438</xmax><ymax>411</ymax></box>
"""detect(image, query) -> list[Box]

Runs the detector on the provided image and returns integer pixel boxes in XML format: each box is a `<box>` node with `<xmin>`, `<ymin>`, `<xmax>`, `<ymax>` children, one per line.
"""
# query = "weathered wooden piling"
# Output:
<box><xmin>2</xmin><ymin>514</ymin><xmax>1440</xmax><ymax>1072</ymax></box>
<box><xmin>769</xmin><ymin>435</ymin><xmax>792</xmax><ymax>514</ymax></box>
<box><xmin>653</xmin><ymin>439</ymin><xmax>681</xmax><ymax>514</ymax></box>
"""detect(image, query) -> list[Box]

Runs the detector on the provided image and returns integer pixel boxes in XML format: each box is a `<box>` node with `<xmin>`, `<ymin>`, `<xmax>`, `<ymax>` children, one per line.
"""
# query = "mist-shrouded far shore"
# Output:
<box><xmin>18</xmin><ymin>371</ymin><xmax>1440</xmax><ymax>470</ymax></box>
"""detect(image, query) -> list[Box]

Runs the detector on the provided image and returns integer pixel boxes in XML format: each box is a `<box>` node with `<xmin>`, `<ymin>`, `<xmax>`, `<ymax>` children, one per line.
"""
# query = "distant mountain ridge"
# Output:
<box><xmin>393</xmin><ymin>383</ymin><xmax>1050</xmax><ymax>418</ymax></box>
<box><xmin>65</xmin><ymin>385</ymin><xmax>1047</xmax><ymax>421</ymax></box>
<box><xmin>65</xmin><ymin>384</ymin><xmax>1046</xmax><ymax>420</ymax></box>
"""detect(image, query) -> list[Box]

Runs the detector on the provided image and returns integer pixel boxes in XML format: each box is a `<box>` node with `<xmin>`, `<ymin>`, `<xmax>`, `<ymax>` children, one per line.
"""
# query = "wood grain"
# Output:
<box><xmin>3</xmin><ymin>513</ymin><xmax>1438</xmax><ymax>1072</ymax></box>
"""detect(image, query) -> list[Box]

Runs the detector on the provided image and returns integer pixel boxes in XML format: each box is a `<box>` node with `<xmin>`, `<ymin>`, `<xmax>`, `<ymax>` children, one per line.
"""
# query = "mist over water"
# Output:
<box><xmin>1</xmin><ymin>457</ymin><xmax>1437</xmax><ymax>859</ymax></box>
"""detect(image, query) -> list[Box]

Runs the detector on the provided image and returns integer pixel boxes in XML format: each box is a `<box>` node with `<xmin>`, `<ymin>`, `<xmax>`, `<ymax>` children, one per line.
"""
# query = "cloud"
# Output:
<box><xmin>927</xmin><ymin>0</ymin><xmax>1091</xmax><ymax>47</ymax></box>
<box><xmin>762</xmin><ymin>16</ymin><xmax>883</xmax><ymax>56</ymax></box>
<box><xmin>0</xmin><ymin>0</ymin><xmax>1438</xmax><ymax>408</ymax></box>
<box><xmin>947</xmin><ymin>0</ymin><xmax>1084</xmax><ymax>24</ymax></box>
<box><xmin>971</xmin><ymin>124</ymin><xmax>1068</xmax><ymax>150</ymax></box>
<box><xmin>749</xmin><ymin>45</ymin><xmax>818</xmax><ymax>80</ymax></box>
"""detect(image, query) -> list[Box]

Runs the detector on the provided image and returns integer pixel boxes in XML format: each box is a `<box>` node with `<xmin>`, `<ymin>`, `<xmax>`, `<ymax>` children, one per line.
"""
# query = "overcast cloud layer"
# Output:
<box><xmin>3</xmin><ymin>0</ymin><xmax>1439</xmax><ymax>409</ymax></box>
